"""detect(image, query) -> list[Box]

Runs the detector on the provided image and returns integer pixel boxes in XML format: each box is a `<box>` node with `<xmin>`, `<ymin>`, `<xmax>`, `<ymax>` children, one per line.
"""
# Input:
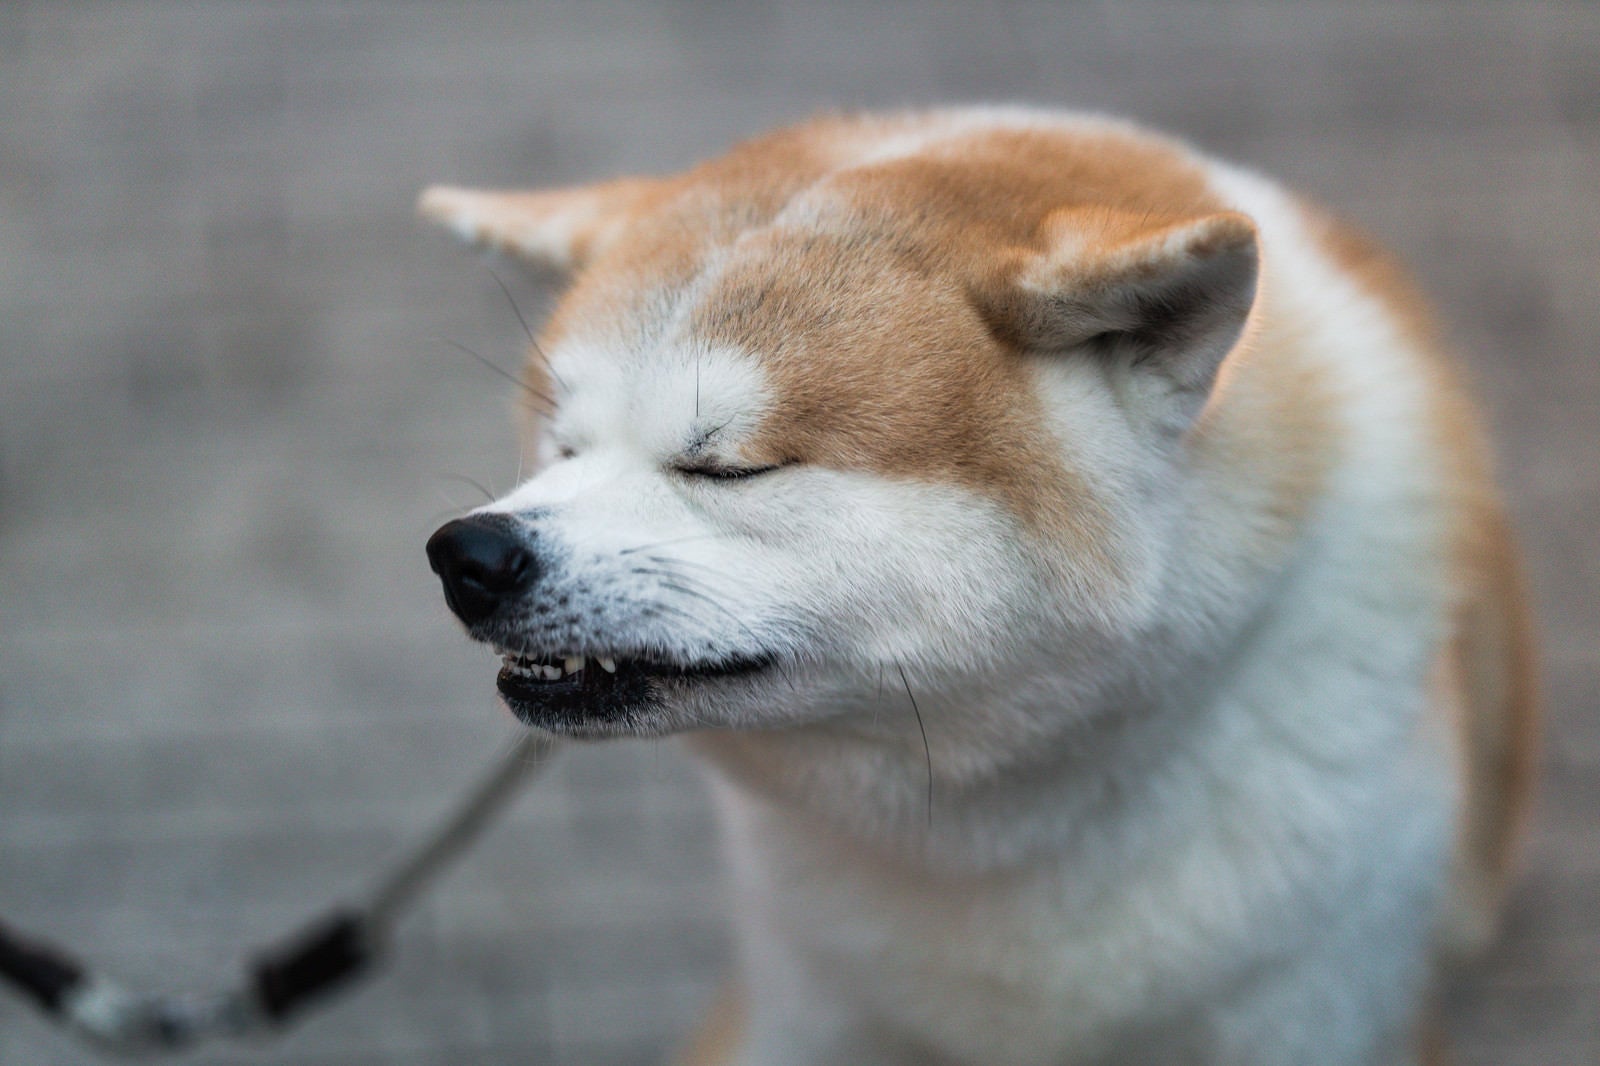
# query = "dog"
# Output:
<box><xmin>418</xmin><ymin>107</ymin><xmax>1537</xmax><ymax>1065</ymax></box>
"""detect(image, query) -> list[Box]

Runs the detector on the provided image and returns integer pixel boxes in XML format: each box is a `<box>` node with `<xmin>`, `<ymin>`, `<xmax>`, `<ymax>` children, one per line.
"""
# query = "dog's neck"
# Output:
<box><xmin>685</xmin><ymin>647</ymin><xmax>1223</xmax><ymax>878</ymax></box>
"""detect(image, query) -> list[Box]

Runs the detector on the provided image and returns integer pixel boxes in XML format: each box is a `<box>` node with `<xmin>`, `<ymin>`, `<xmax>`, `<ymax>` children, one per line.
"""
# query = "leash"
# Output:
<box><xmin>0</xmin><ymin>729</ymin><xmax>558</xmax><ymax>1055</ymax></box>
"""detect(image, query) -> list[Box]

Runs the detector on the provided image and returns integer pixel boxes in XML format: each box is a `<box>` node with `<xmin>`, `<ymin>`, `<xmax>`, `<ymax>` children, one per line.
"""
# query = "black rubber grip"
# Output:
<box><xmin>250</xmin><ymin>909</ymin><xmax>374</xmax><ymax>1022</ymax></box>
<box><xmin>0</xmin><ymin>920</ymin><xmax>84</xmax><ymax>1014</ymax></box>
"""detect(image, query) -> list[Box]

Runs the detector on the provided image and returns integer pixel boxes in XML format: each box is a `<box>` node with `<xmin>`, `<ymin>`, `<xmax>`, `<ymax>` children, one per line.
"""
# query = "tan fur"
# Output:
<box><xmin>1435</xmin><ymin>499</ymin><xmax>1541</xmax><ymax>960</ymax></box>
<box><xmin>419</xmin><ymin>178</ymin><xmax>664</xmax><ymax>271</ymax></box>
<box><xmin>693</xmin><ymin>225</ymin><xmax>1112</xmax><ymax>562</ymax></box>
<box><xmin>1190</xmin><ymin>268</ymin><xmax>1343</xmax><ymax>561</ymax></box>
<box><xmin>1310</xmin><ymin>211</ymin><xmax>1540</xmax><ymax>962</ymax></box>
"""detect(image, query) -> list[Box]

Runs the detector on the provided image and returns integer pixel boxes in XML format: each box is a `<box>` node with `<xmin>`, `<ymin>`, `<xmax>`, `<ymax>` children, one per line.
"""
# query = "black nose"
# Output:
<box><xmin>426</xmin><ymin>515</ymin><xmax>538</xmax><ymax>626</ymax></box>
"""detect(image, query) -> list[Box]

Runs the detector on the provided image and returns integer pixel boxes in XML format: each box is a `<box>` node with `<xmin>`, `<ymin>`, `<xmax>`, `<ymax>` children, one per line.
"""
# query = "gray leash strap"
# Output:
<box><xmin>0</xmin><ymin>730</ymin><xmax>558</xmax><ymax>1055</ymax></box>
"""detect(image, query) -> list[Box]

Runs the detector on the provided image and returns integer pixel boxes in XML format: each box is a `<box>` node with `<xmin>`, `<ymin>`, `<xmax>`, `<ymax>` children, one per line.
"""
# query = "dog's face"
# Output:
<box><xmin>423</xmin><ymin>111</ymin><xmax>1258</xmax><ymax>744</ymax></box>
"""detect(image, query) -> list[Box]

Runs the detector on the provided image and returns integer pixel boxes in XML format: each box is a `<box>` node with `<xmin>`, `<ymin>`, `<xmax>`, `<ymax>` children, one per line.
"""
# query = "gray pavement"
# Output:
<box><xmin>1</xmin><ymin>3</ymin><xmax>1596</xmax><ymax>1063</ymax></box>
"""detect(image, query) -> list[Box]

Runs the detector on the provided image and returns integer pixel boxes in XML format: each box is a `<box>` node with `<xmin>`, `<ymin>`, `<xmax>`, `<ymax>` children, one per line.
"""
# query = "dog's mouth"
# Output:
<box><xmin>492</xmin><ymin>645</ymin><xmax>770</xmax><ymax>735</ymax></box>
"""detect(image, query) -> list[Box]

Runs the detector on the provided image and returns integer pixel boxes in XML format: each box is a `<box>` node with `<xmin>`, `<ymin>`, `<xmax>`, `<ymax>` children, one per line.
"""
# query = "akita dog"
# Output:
<box><xmin>420</xmin><ymin>108</ymin><xmax>1537</xmax><ymax>1065</ymax></box>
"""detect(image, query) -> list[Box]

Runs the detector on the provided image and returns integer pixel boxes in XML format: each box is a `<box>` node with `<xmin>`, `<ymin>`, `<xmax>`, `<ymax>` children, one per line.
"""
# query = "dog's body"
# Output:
<box><xmin>420</xmin><ymin>108</ymin><xmax>1537</xmax><ymax>1065</ymax></box>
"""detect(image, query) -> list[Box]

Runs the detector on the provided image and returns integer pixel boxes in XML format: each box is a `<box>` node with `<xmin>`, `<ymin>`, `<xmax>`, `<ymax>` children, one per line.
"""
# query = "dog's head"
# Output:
<box><xmin>421</xmin><ymin>110</ymin><xmax>1258</xmax><ymax>743</ymax></box>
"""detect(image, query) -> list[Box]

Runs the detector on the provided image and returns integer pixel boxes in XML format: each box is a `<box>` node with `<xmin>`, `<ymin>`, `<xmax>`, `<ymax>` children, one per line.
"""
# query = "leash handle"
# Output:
<box><xmin>0</xmin><ymin>920</ymin><xmax>246</xmax><ymax>1053</ymax></box>
<box><xmin>0</xmin><ymin>731</ymin><xmax>560</xmax><ymax>1055</ymax></box>
<box><xmin>0</xmin><ymin>918</ymin><xmax>83</xmax><ymax>1015</ymax></box>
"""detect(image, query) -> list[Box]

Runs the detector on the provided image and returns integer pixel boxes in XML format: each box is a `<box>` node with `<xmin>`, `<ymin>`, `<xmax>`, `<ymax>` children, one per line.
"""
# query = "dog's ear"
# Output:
<box><xmin>978</xmin><ymin>209</ymin><xmax>1259</xmax><ymax>428</ymax></box>
<box><xmin>418</xmin><ymin>178</ymin><xmax>659</xmax><ymax>273</ymax></box>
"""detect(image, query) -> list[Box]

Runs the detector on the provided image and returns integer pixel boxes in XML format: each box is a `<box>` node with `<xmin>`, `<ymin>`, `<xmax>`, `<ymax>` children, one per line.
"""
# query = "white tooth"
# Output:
<box><xmin>541</xmin><ymin>665</ymin><xmax>562</xmax><ymax>680</ymax></box>
<box><xmin>564</xmin><ymin>656</ymin><xmax>584</xmax><ymax>675</ymax></box>
<box><xmin>599</xmin><ymin>657</ymin><xmax>617</xmax><ymax>674</ymax></box>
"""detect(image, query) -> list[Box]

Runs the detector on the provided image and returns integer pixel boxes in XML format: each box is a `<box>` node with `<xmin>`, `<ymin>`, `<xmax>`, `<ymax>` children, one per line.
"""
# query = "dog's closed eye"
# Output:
<box><xmin>673</xmin><ymin>462</ymin><xmax>784</xmax><ymax>481</ymax></box>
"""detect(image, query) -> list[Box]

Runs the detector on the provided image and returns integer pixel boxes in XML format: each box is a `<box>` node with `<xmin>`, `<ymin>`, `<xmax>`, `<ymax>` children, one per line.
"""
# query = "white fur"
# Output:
<box><xmin>449</xmin><ymin>113</ymin><xmax>1465</xmax><ymax>1064</ymax></box>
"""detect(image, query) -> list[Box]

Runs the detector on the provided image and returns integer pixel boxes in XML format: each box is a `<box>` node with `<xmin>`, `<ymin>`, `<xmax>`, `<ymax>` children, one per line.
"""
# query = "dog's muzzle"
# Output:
<box><xmin>426</xmin><ymin>513</ymin><xmax>773</xmax><ymax>735</ymax></box>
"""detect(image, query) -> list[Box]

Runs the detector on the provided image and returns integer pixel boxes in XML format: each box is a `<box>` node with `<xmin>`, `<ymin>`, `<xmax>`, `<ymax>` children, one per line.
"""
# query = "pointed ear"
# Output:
<box><xmin>979</xmin><ymin>209</ymin><xmax>1259</xmax><ymax>423</ymax></box>
<box><xmin>417</xmin><ymin>177</ymin><xmax>660</xmax><ymax>273</ymax></box>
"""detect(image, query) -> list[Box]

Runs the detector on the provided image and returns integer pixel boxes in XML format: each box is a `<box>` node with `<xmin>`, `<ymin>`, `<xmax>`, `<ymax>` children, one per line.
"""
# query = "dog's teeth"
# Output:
<box><xmin>539</xmin><ymin>664</ymin><xmax>561</xmax><ymax>680</ymax></box>
<box><xmin>599</xmin><ymin>657</ymin><xmax>617</xmax><ymax>673</ymax></box>
<box><xmin>564</xmin><ymin>656</ymin><xmax>584</xmax><ymax>675</ymax></box>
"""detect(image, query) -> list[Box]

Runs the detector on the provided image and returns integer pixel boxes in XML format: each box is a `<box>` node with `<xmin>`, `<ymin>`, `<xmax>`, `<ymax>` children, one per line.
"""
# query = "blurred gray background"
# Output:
<box><xmin>1</xmin><ymin>3</ymin><xmax>1595</xmax><ymax>1064</ymax></box>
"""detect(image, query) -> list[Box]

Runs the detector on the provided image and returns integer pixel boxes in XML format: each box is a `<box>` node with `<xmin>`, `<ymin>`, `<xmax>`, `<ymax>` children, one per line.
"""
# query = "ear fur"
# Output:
<box><xmin>418</xmin><ymin>177</ymin><xmax>659</xmax><ymax>273</ymax></box>
<box><xmin>981</xmin><ymin>209</ymin><xmax>1259</xmax><ymax>418</ymax></box>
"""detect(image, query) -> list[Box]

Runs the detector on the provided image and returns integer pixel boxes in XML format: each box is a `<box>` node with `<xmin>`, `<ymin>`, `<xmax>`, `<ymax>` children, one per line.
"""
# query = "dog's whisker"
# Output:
<box><xmin>659</xmin><ymin>580</ymin><xmax>765</xmax><ymax>648</ymax></box>
<box><xmin>618</xmin><ymin>533</ymin><xmax>734</xmax><ymax>556</ymax></box>
<box><xmin>896</xmin><ymin>662</ymin><xmax>933</xmax><ymax>830</ymax></box>
<box><xmin>436</xmin><ymin>471</ymin><xmax>497</xmax><ymax>503</ymax></box>
<box><xmin>648</xmin><ymin>601</ymin><xmax>720</xmax><ymax>644</ymax></box>
<box><xmin>647</xmin><ymin>567</ymin><xmax>767</xmax><ymax>633</ymax></box>
<box><xmin>643</xmin><ymin>554</ymin><xmax>759</xmax><ymax>591</ymax></box>
<box><xmin>438</xmin><ymin>337</ymin><xmax>556</xmax><ymax>412</ymax></box>
<box><xmin>629</xmin><ymin>564</ymin><xmax>737</xmax><ymax>598</ymax></box>
<box><xmin>488</xmin><ymin>268</ymin><xmax>569</xmax><ymax>394</ymax></box>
